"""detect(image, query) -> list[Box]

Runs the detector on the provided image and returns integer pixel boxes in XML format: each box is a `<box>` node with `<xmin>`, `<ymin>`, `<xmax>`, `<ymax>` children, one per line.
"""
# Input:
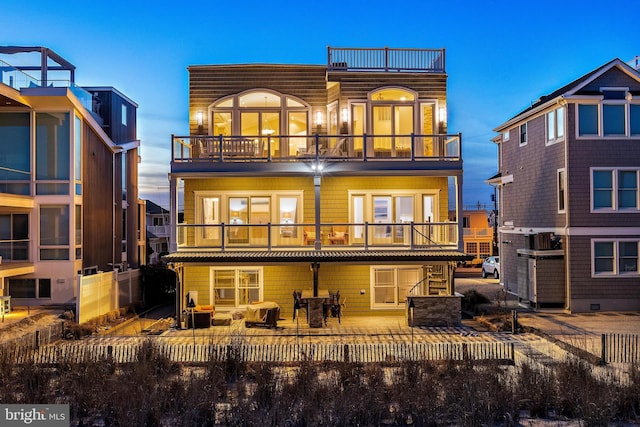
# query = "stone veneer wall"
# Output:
<box><xmin>406</xmin><ymin>295</ymin><xmax>462</xmax><ymax>327</ymax></box>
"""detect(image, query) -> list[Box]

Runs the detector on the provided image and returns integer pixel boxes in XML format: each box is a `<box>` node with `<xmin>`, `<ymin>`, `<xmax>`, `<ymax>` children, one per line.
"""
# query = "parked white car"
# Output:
<box><xmin>481</xmin><ymin>256</ymin><xmax>500</xmax><ymax>279</ymax></box>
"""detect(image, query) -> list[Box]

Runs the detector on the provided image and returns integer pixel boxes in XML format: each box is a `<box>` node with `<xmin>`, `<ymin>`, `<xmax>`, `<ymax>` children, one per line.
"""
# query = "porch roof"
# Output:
<box><xmin>163</xmin><ymin>250</ymin><xmax>472</xmax><ymax>264</ymax></box>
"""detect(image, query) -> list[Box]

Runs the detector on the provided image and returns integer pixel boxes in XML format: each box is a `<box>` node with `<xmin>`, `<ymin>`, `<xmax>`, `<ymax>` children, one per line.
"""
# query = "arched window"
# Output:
<box><xmin>369</xmin><ymin>87</ymin><xmax>417</xmax><ymax>157</ymax></box>
<box><xmin>209</xmin><ymin>90</ymin><xmax>310</xmax><ymax>158</ymax></box>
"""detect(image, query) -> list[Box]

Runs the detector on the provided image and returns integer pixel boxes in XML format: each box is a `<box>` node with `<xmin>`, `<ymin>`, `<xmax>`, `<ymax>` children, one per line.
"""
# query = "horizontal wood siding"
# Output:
<box><xmin>184</xmin><ymin>264</ymin><xmax>400</xmax><ymax>317</ymax></box>
<box><xmin>321</xmin><ymin>176</ymin><xmax>449</xmax><ymax>223</ymax></box>
<box><xmin>328</xmin><ymin>72</ymin><xmax>447</xmax><ymax>103</ymax></box>
<box><xmin>183</xmin><ymin>177</ymin><xmax>315</xmax><ymax>224</ymax></box>
<box><xmin>263</xmin><ymin>265</ymin><xmax>312</xmax><ymax>317</ymax></box>
<box><xmin>500</xmin><ymin>113</ymin><xmax>566</xmax><ymax>228</ymax></box>
<box><xmin>183</xmin><ymin>175</ymin><xmax>449</xmax><ymax>225</ymax></box>
<box><xmin>568</xmin><ymin>235</ymin><xmax>640</xmax><ymax>303</ymax></box>
<box><xmin>189</xmin><ymin>65</ymin><xmax>327</xmax><ymax>134</ymax></box>
<box><xmin>184</xmin><ymin>266</ymin><xmax>211</xmax><ymax>305</ymax></box>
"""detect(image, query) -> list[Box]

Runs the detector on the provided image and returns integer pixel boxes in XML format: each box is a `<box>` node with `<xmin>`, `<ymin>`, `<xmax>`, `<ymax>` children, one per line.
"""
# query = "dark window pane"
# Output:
<box><xmin>9</xmin><ymin>279</ymin><xmax>36</xmax><ymax>298</ymax></box>
<box><xmin>0</xmin><ymin>113</ymin><xmax>31</xmax><ymax>182</ymax></box>
<box><xmin>603</xmin><ymin>104</ymin><xmax>625</xmax><ymax>135</ymax></box>
<box><xmin>40</xmin><ymin>248</ymin><xmax>69</xmax><ymax>260</ymax></box>
<box><xmin>631</xmin><ymin>105</ymin><xmax>640</xmax><ymax>135</ymax></box>
<box><xmin>13</xmin><ymin>214</ymin><xmax>28</xmax><ymax>239</ymax></box>
<box><xmin>579</xmin><ymin>105</ymin><xmax>598</xmax><ymax>135</ymax></box>
<box><xmin>38</xmin><ymin>279</ymin><xmax>51</xmax><ymax>298</ymax></box>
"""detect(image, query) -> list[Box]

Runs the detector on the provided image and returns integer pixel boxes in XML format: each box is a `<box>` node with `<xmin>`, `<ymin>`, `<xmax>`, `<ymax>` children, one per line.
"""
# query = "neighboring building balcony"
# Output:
<box><xmin>176</xmin><ymin>221</ymin><xmax>458</xmax><ymax>252</ymax></box>
<box><xmin>463</xmin><ymin>227</ymin><xmax>494</xmax><ymax>239</ymax></box>
<box><xmin>147</xmin><ymin>225</ymin><xmax>170</xmax><ymax>237</ymax></box>
<box><xmin>0</xmin><ymin>239</ymin><xmax>30</xmax><ymax>262</ymax></box>
<box><xmin>171</xmin><ymin>133</ymin><xmax>461</xmax><ymax>171</ymax></box>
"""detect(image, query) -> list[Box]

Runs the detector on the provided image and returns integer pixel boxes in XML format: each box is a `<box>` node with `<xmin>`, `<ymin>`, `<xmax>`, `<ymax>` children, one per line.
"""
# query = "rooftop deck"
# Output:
<box><xmin>327</xmin><ymin>46</ymin><xmax>445</xmax><ymax>73</ymax></box>
<box><xmin>0</xmin><ymin>46</ymin><xmax>92</xmax><ymax>110</ymax></box>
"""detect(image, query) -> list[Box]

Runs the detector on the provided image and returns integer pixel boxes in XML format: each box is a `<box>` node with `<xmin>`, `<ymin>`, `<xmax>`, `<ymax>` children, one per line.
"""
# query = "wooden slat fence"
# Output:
<box><xmin>602</xmin><ymin>334</ymin><xmax>640</xmax><ymax>364</ymax></box>
<box><xmin>0</xmin><ymin>322</ymin><xmax>65</xmax><ymax>362</ymax></box>
<box><xmin>26</xmin><ymin>341</ymin><xmax>514</xmax><ymax>365</ymax></box>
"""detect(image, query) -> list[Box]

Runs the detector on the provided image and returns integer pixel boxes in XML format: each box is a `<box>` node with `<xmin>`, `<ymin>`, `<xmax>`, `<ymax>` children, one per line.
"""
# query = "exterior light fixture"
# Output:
<box><xmin>311</xmin><ymin>163</ymin><xmax>324</xmax><ymax>171</ymax></box>
<box><xmin>438</xmin><ymin>106</ymin><xmax>447</xmax><ymax>123</ymax></box>
<box><xmin>316</xmin><ymin>111</ymin><xmax>323</xmax><ymax>126</ymax></box>
<box><xmin>196</xmin><ymin>111</ymin><xmax>203</xmax><ymax>126</ymax></box>
<box><xmin>341</xmin><ymin>108</ymin><xmax>349</xmax><ymax>123</ymax></box>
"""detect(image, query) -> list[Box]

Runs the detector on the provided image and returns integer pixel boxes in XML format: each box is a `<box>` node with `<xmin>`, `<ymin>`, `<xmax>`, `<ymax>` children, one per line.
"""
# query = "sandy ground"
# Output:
<box><xmin>0</xmin><ymin>311</ymin><xmax>66</xmax><ymax>343</ymax></box>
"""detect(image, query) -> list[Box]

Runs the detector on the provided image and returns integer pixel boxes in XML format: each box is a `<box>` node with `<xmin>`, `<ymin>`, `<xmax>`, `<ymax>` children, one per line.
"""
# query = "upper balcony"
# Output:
<box><xmin>327</xmin><ymin>47</ymin><xmax>445</xmax><ymax>73</ymax></box>
<box><xmin>171</xmin><ymin>133</ymin><xmax>461</xmax><ymax>174</ymax></box>
<box><xmin>0</xmin><ymin>46</ymin><xmax>93</xmax><ymax>111</ymax></box>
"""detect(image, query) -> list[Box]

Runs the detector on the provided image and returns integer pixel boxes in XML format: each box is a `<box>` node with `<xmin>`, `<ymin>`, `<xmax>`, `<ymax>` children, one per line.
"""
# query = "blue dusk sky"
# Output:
<box><xmin>3</xmin><ymin>0</ymin><xmax>639</xmax><ymax>210</ymax></box>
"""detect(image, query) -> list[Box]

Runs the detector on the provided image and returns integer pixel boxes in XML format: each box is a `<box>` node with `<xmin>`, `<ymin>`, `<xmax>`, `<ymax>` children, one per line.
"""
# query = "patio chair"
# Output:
<box><xmin>323</xmin><ymin>290</ymin><xmax>342</xmax><ymax>325</ymax></box>
<box><xmin>303</xmin><ymin>226</ymin><xmax>319</xmax><ymax>245</ymax></box>
<box><xmin>292</xmin><ymin>290</ymin><xmax>308</xmax><ymax>320</ymax></box>
<box><xmin>328</xmin><ymin>226</ymin><xmax>348</xmax><ymax>245</ymax></box>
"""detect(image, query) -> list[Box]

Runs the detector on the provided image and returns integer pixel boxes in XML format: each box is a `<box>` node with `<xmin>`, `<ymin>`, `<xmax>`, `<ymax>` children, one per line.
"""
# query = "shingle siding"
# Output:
<box><xmin>497</xmin><ymin>62</ymin><xmax>640</xmax><ymax>312</ymax></box>
<box><xmin>500</xmin><ymin>113</ymin><xmax>565</xmax><ymax>228</ymax></box>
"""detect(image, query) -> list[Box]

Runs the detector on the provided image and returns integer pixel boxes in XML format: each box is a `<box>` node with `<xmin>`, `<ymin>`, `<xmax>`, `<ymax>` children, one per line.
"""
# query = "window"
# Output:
<box><xmin>603</xmin><ymin>104</ymin><xmax>625</xmax><ymax>136</ymax></box>
<box><xmin>75</xmin><ymin>205</ymin><xmax>82</xmax><ymax>260</ymax></box>
<box><xmin>631</xmin><ymin>104</ymin><xmax>640</xmax><ymax>135</ymax></box>
<box><xmin>593</xmin><ymin>240</ymin><xmax>639</xmax><ymax>276</ymax></box>
<box><xmin>371</xmin><ymin>266</ymin><xmax>420</xmax><ymax>307</ymax></box>
<box><xmin>0</xmin><ymin>213</ymin><xmax>29</xmax><ymax>261</ymax></box>
<box><xmin>40</xmin><ymin>205</ymin><xmax>70</xmax><ymax>260</ymax></box>
<box><xmin>593</xmin><ymin>241</ymin><xmax>614</xmax><ymax>275</ymax></box>
<box><xmin>8</xmin><ymin>278</ymin><xmax>51</xmax><ymax>299</ymax></box>
<box><xmin>74</xmin><ymin>115</ymin><xmax>82</xmax><ymax>195</ymax></box>
<box><xmin>578</xmin><ymin>104</ymin><xmax>599</xmax><ymax>136</ymax></box>
<box><xmin>0</xmin><ymin>112</ymin><xmax>31</xmax><ymax>195</ymax></box>
<box><xmin>36</xmin><ymin>112</ymin><xmax>70</xmax><ymax>195</ymax></box>
<box><xmin>592</xmin><ymin>170</ymin><xmax>613</xmax><ymax>210</ymax></box>
<box><xmin>519</xmin><ymin>123</ymin><xmax>527</xmax><ymax>146</ymax></box>
<box><xmin>211</xmin><ymin>90</ymin><xmax>309</xmax><ymax>157</ymax></box>
<box><xmin>466</xmin><ymin>242</ymin><xmax>478</xmax><ymax>254</ymax></box>
<box><xmin>196</xmin><ymin>191</ymin><xmax>302</xmax><ymax>246</ymax></box>
<box><xmin>618</xmin><ymin>170</ymin><xmax>638</xmax><ymax>209</ymax></box>
<box><xmin>546</xmin><ymin>107</ymin><xmax>565</xmax><ymax>144</ymax></box>
<box><xmin>558</xmin><ymin>169</ymin><xmax>566</xmax><ymax>212</ymax></box>
<box><xmin>592</xmin><ymin>168</ymin><xmax>640</xmax><ymax>211</ymax></box>
<box><xmin>479</xmin><ymin>242</ymin><xmax>491</xmax><ymax>259</ymax></box>
<box><xmin>211</xmin><ymin>267</ymin><xmax>262</xmax><ymax>307</ymax></box>
<box><xmin>121</xmin><ymin>104</ymin><xmax>128</xmax><ymax>126</ymax></box>
<box><xmin>578</xmin><ymin>93</ymin><xmax>640</xmax><ymax>138</ymax></box>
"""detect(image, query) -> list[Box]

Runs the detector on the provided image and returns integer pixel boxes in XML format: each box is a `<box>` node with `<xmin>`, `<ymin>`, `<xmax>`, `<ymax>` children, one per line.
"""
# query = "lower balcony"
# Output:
<box><xmin>176</xmin><ymin>222</ymin><xmax>459</xmax><ymax>251</ymax></box>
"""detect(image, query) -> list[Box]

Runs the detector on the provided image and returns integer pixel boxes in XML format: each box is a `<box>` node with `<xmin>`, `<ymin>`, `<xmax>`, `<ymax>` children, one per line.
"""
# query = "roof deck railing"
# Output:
<box><xmin>327</xmin><ymin>47</ymin><xmax>445</xmax><ymax>73</ymax></box>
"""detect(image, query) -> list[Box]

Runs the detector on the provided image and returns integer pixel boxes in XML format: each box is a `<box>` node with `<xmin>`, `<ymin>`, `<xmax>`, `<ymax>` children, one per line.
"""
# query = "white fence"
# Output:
<box><xmin>76</xmin><ymin>269</ymin><xmax>141</xmax><ymax>324</ymax></box>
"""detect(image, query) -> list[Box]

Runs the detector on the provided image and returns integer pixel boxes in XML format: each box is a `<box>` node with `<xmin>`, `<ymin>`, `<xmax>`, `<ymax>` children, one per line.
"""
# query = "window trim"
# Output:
<box><xmin>576</xmin><ymin>97</ymin><xmax>640</xmax><ymax>139</ymax></box>
<box><xmin>370</xmin><ymin>265</ymin><xmax>423</xmax><ymax>309</ymax></box>
<box><xmin>209</xmin><ymin>266</ymin><xmax>264</xmax><ymax>308</ymax></box>
<box><xmin>519</xmin><ymin>123</ymin><xmax>527</xmax><ymax>146</ymax></box>
<box><xmin>546</xmin><ymin>106</ymin><xmax>565</xmax><ymax>145</ymax></box>
<box><xmin>557</xmin><ymin>168</ymin><xmax>566</xmax><ymax>213</ymax></box>
<box><xmin>590</xmin><ymin>167</ymin><xmax>640</xmax><ymax>213</ymax></box>
<box><xmin>592</xmin><ymin>239</ymin><xmax>639</xmax><ymax>278</ymax></box>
